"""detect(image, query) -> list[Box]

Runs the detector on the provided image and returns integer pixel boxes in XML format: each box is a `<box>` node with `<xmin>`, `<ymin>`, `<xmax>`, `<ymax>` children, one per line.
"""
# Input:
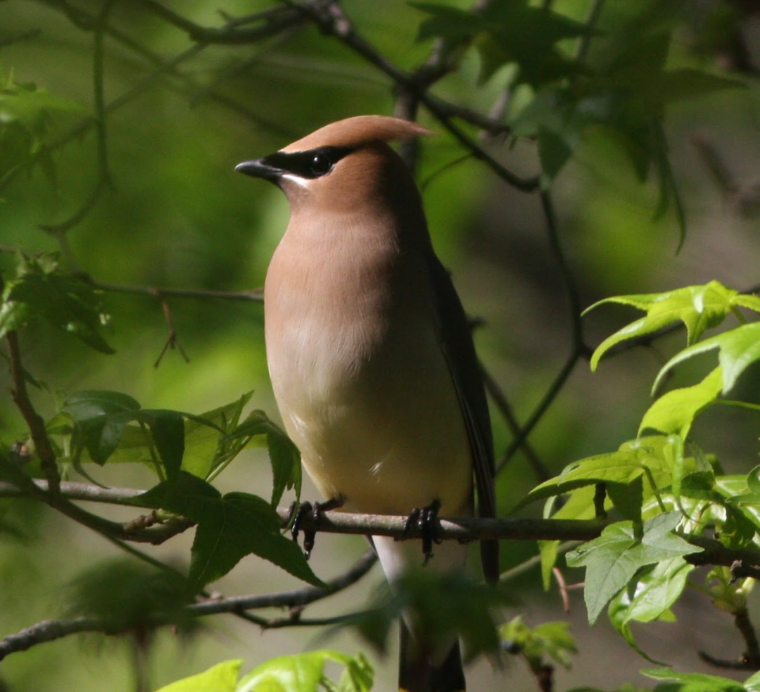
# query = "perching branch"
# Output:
<box><xmin>4</xmin><ymin>480</ymin><xmax>760</xmax><ymax>574</ymax></box>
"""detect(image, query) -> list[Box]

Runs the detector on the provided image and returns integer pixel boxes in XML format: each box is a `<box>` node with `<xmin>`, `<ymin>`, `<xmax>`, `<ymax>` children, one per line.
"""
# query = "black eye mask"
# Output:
<box><xmin>262</xmin><ymin>146</ymin><xmax>355</xmax><ymax>179</ymax></box>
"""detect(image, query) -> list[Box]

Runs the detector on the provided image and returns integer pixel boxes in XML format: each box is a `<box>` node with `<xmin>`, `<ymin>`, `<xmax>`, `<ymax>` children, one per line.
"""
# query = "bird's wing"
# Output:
<box><xmin>428</xmin><ymin>254</ymin><xmax>500</xmax><ymax>585</ymax></box>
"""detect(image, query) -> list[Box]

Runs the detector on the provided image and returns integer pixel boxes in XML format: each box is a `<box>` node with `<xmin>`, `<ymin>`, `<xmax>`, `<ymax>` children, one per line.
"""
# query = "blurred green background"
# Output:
<box><xmin>2</xmin><ymin>0</ymin><xmax>760</xmax><ymax>690</ymax></box>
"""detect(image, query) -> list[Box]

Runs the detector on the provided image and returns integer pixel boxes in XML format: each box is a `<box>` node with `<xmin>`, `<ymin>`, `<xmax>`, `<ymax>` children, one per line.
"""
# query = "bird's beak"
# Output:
<box><xmin>235</xmin><ymin>157</ymin><xmax>282</xmax><ymax>182</ymax></box>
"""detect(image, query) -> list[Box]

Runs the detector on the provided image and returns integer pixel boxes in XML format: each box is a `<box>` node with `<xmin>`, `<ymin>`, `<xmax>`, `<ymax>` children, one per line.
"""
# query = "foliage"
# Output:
<box><xmin>155</xmin><ymin>651</ymin><xmax>374</xmax><ymax>692</ymax></box>
<box><xmin>1</xmin><ymin>1</ymin><xmax>759</xmax><ymax>691</ymax></box>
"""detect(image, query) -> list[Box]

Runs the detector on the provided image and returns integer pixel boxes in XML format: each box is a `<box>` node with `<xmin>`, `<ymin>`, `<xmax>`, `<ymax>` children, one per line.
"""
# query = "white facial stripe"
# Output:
<box><xmin>280</xmin><ymin>173</ymin><xmax>309</xmax><ymax>188</ymax></box>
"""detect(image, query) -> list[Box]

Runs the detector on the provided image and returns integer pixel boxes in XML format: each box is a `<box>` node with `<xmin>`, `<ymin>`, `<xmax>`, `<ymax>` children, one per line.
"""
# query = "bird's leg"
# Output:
<box><xmin>288</xmin><ymin>497</ymin><xmax>343</xmax><ymax>559</ymax></box>
<box><xmin>401</xmin><ymin>499</ymin><xmax>442</xmax><ymax>564</ymax></box>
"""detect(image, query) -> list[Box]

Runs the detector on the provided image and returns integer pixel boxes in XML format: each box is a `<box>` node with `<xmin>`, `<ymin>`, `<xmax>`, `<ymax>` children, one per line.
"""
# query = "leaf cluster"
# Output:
<box><xmin>521</xmin><ymin>280</ymin><xmax>760</xmax><ymax>662</ymax></box>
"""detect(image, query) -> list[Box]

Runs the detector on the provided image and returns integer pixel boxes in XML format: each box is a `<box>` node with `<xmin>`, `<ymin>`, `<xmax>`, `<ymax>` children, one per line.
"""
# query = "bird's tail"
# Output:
<box><xmin>398</xmin><ymin>618</ymin><xmax>466</xmax><ymax>692</ymax></box>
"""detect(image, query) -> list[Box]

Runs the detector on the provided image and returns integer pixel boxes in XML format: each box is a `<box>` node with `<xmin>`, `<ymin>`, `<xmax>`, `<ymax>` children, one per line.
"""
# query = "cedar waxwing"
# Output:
<box><xmin>236</xmin><ymin>115</ymin><xmax>498</xmax><ymax>692</ymax></box>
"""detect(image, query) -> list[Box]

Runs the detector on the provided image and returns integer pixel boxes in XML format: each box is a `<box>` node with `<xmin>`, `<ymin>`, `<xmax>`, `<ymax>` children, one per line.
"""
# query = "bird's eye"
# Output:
<box><xmin>309</xmin><ymin>153</ymin><xmax>333</xmax><ymax>177</ymax></box>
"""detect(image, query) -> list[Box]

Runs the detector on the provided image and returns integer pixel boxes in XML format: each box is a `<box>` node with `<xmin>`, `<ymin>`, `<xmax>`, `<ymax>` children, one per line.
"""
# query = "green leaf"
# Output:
<box><xmin>155</xmin><ymin>660</ymin><xmax>243</xmax><ymax>692</ymax></box>
<box><xmin>525</xmin><ymin>436</ymin><xmax>694</xmax><ymax>522</ymax></box>
<box><xmin>538</xmin><ymin>126</ymin><xmax>573</xmax><ymax>184</ymax></box>
<box><xmin>412</xmin><ymin>0</ymin><xmax>589</xmax><ymax>87</ymax></box>
<box><xmin>640</xmin><ymin>367</ymin><xmax>723</xmax><ymax>438</ymax></box>
<box><xmin>181</xmin><ymin>392</ymin><xmax>254</xmax><ymax>478</ymax></box>
<box><xmin>500</xmin><ymin>617</ymin><xmax>577</xmax><ymax>671</ymax></box>
<box><xmin>63</xmin><ymin>390</ymin><xmax>141</xmax><ymax>421</ymax></box>
<box><xmin>659</xmin><ymin>69</ymin><xmax>746</xmax><ymax>104</ymax></box>
<box><xmin>227</xmin><ymin>410</ymin><xmax>301</xmax><ymax>505</ymax></box>
<box><xmin>0</xmin><ymin>73</ymin><xmax>89</xmax><ymax>186</ymax></box>
<box><xmin>237</xmin><ymin>651</ymin><xmax>372</xmax><ymax>692</ymax></box>
<box><xmin>538</xmin><ymin>540</ymin><xmax>559</xmax><ymax>591</ymax></box>
<box><xmin>62</xmin><ymin>390</ymin><xmax>141</xmax><ymax>466</ymax></box>
<box><xmin>586</xmin><ymin>281</ymin><xmax>741</xmax><ymax>370</ymax></box>
<box><xmin>336</xmin><ymin>652</ymin><xmax>374</xmax><ymax>692</ymax></box>
<box><xmin>606</xmin><ymin>476</ymin><xmax>643</xmax><ymax>522</ymax></box>
<box><xmin>623</xmin><ymin>557</ymin><xmax>693</xmax><ymax>624</ymax></box>
<box><xmin>0</xmin><ymin>256</ymin><xmax>114</xmax><ymax>353</ymax></box>
<box><xmin>127</xmin><ymin>473</ymin><xmax>322</xmax><ymax>589</ymax></box>
<box><xmin>141</xmin><ymin>409</ymin><xmax>185</xmax><ymax>481</ymax></box>
<box><xmin>653</xmin><ymin>322</ymin><xmax>760</xmax><ymax>394</ymax></box>
<box><xmin>355</xmin><ymin>569</ymin><xmax>509</xmax><ymax>662</ymax></box>
<box><xmin>566</xmin><ymin>512</ymin><xmax>701</xmax><ymax>624</ymax></box>
<box><xmin>640</xmin><ymin>668</ymin><xmax>745</xmax><ymax>692</ymax></box>
<box><xmin>65</xmin><ymin>558</ymin><xmax>194</xmax><ymax>632</ymax></box>
<box><xmin>744</xmin><ymin>670</ymin><xmax>760</xmax><ymax>691</ymax></box>
<box><xmin>267</xmin><ymin>428</ymin><xmax>301</xmax><ymax>506</ymax></box>
<box><xmin>608</xmin><ymin>591</ymin><xmax>668</xmax><ymax>666</ymax></box>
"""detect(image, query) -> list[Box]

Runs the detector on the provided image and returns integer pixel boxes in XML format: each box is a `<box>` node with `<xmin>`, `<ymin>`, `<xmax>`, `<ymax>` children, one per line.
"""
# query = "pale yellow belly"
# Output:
<box><xmin>270</xmin><ymin>325</ymin><xmax>473</xmax><ymax>517</ymax></box>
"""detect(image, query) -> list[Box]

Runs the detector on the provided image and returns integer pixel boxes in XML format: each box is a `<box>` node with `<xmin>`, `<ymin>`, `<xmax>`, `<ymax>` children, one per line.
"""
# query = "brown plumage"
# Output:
<box><xmin>237</xmin><ymin>115</ymin><xmax>498</xmax><ymax>692</ymax></box>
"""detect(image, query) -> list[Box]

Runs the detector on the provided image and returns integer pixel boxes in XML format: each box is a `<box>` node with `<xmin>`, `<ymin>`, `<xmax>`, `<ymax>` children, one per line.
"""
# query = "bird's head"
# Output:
<box><xmin>235</xmin><ymin>115</ymin><xmax>433</xmax><ymax>214</ymax></box>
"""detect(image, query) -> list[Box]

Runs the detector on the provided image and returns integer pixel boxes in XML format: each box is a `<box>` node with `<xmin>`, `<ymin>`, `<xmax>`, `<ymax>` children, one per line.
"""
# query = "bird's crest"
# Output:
<box><xmin>282</xmin><ymin>115</ymin><xmax>433</xmax><ymax>153</ymax></box>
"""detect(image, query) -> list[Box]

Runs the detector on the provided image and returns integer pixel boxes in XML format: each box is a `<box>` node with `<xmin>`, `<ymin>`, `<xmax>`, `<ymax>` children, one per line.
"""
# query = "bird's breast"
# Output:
<box><xmin>264</xmin><ymin>230</ymin><xmax>472</xmax><ymax>517</ymax></box>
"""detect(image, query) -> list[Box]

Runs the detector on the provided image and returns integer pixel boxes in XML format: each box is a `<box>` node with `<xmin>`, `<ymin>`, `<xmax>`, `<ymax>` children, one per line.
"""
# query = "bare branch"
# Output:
<box><xmin>282</xmin><ymin>0</ymin><xmax>538</xmax><ymax>191</ymax></box>
<box><xmin>7</xmin><ymin>332</ymin><xmax>61</xmax><ymax>496</ymax></box>
<box><xmin>90</xmin><ymin>277</ymin><xmax>263</xmax><ymax>303</ymax></box>
<box><xmin>189</xmin><ymin>550</ymin><xmax>377</xmax><ymax>617</ymax></box>
<box><xmin>137</xmin><ymin>1</ymin><xmax>306</xmax><ymax>45</ymax></box>
<box><xmin>0</xmin><ymin>550</ymin><xmax>377</xmax><ymax>660</ymax></box>
<box><xmin>0</xmin><ymin>617</ymin><xmax>110</xmax><ymax>661</ymax></box>
<box><xmin>480</xmin><ymin>361</ymin><xmax>550</xmax><ymax>482</ymax></box>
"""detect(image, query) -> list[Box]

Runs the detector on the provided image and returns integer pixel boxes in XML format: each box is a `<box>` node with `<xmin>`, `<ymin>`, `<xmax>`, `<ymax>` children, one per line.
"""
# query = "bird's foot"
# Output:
<box><xmin>401</xmin><ymin>499</ymin><xmax>442</xmax><ymax>564</ymax></box>
<box><xmin>288</xmin><ymin>497</ymin><xmax>342</xmax><ymax>559</ymax></box>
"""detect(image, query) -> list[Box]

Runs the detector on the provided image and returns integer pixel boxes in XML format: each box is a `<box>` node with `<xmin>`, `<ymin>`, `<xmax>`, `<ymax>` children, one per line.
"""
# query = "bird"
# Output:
<box><xmin>236</xmin><ymin>115</ymin><xmax>498</xmax><ymax>692</ymax></box>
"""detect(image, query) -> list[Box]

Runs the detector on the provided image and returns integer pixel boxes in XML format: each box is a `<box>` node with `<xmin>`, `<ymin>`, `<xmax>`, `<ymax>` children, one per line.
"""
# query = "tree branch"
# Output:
<box><xmin>6</xmin><ymin>332</ymin><xmax>61</xmax><ymax>497</ymax></box>
<box><xmin>188</xmin><ymin>549</ymin><xmax>377</xmax><ymax>617</ymax></box>
<box><xmin>0</xmin><ymin>550</ymin><xmax>377</xmax><ymax>661</ymax></box>
<box><xmin>282</xmin><ymin>0</ymin><xmax>538</xmax><ymax>192</ymax></box>
<box><xmin>137</xmin><ymin>1</ymin><xmax>306</xmax><ymax>45</ymax></box>
<box><xmin>5</xmin><ymin>480</ymin><xmax>760</xmax><ymax>573</ymax></box>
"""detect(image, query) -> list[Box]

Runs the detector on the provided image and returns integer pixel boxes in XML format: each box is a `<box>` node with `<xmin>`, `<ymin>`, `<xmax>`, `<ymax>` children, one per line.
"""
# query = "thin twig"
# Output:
<box><xmin>6</xmin><ymin>332</ymin><xmax>61</xmax><ymax>496</ymax></box>
<box><xmin>282</xmin><ymin>0</ymin><xmax>538</xmax><ymax>192</ymax></box>
<box><xmin>153</xmin><ymin>295</ymin><xmax>190</xmax><ymax>367</ymax></box>
<box><xmin>574</xmin><ymin>0</ymin><xmax>606</xmax><ymax>66</ymax></box>
<box><xmin>137</xmin><ymin>1</ymin><xmax>305</xmax><ymax>45</ymax></box>
<box><xmin>480</xmin><ymin>362</ymin><xmax>550</xmax><ymax>482</ymax></box>
<box><xmin>498</xmin><ymin>192</ymin><xmax>589</xmax><ymax>472</ymax></box>
<box><xmin>735</xmin><ymin>607</ymin><xmax>760</xmax><ymax>667</ymax></box>
<box><xmin>38</xmin><ymin>0</ymin><xmax>116</xmax><ymax>236</ymax></box>
<box><xmin>0</xmin><ymin>550</ymin><xmax>377</xmax><ymax>660</ymax></box>
<box><xmin>90</xmin><ymin>278</ymin><xmax>263</xmax><ymax>303</ymax></box>
<box><xmin>188</xmin><ymin>550</ymin><xmax>377</xmax><ymax>617</ymax></box>
<box><xmin>498</xmin><ymin>351</ymin><xmax>581</xmax><ymax>472</ymax></box>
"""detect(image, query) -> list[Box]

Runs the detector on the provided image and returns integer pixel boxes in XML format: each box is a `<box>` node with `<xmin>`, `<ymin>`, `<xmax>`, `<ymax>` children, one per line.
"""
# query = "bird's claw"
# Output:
<box><xmin>402</xmin><ymin>499</ymin><xmax>442</xmax><ymax>563</ymax></box>
<box><xmin>289</xmin><ymin>498</ymin><xmax>342</xmax><ymax>559</ymax></box>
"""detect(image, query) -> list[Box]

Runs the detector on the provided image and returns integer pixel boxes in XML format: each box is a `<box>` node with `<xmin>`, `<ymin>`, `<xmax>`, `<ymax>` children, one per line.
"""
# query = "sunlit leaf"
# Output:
<box><xmin>500</xmin><ymin>617</ymin><xmax>577</xmax><ymax>670</ymax></box>
<box><xmin>237</xmin><ymin>651</ymin><xmax>372</xmax><ymax>692</ymax></box>
<box><xmin>154</xmin><ymin>660</ymin><xmax>242</xmax><ymax>692</ymax></box>
<box><xmin>587</xmin><ymin>281</ymin><xmax>745</xmax><ymax>370</ymax></box>
<box><xmin>653</xmin><ymin>322</ymin><xmax>760</xmax><ymax>394</ymax></box>
<box><xmin>566</xmin><ymin>513</ymin><xmax>701</xmax><ymax>624</ymax></box>
<box><xmin>640</xmin><ymin>668</ymin><xmax>745</xmax><ymax>692</ymax></box>
<box><xmin>640</xmin><ymin>367</ymin><xmax>723</xmax><ymax>438</ymax></box>
<box><xmin>181</xmin><ymin>392</ymin><xmax>253</xmax><ymax>478</ymax></box>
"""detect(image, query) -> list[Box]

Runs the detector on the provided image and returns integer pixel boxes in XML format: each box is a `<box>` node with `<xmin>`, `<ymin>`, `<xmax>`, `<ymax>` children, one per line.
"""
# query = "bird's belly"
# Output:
<box><xmin>269</xmin><ymin>324</ymin><xmax>472</xmax><ymax>517</ymax></box>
